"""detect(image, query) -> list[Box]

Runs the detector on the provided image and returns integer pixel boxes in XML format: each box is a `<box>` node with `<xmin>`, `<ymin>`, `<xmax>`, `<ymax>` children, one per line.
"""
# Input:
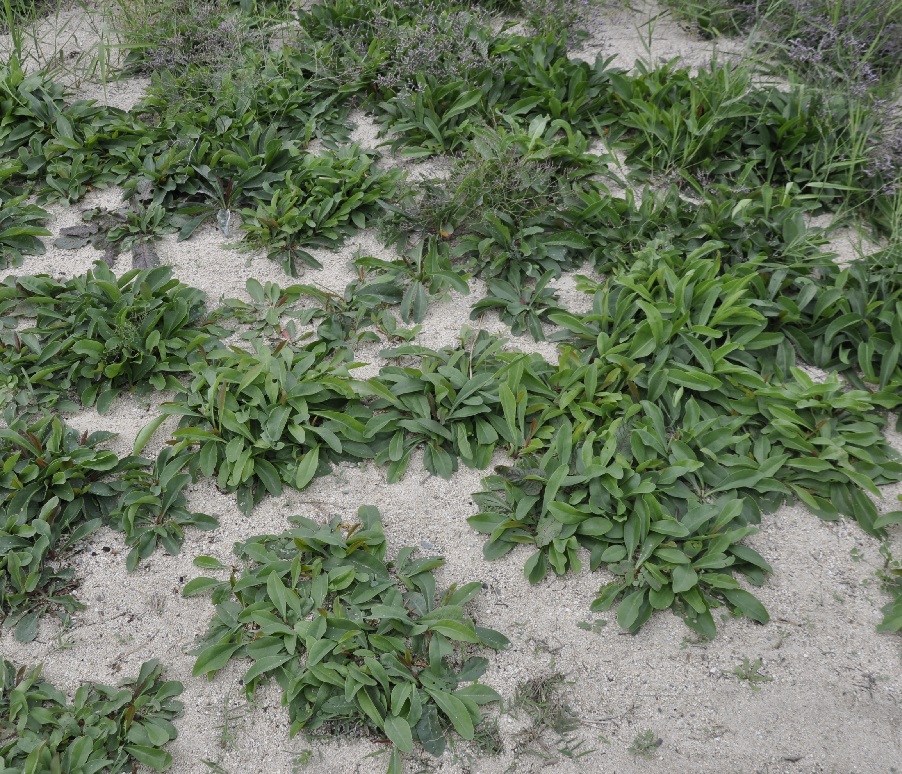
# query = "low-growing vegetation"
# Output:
<box><xmin>2</xmin><ymin>0</ymin><xmax>902</xmax><ymax>770</ymax></box>
<box><xmin>185</xmin><ymin>507</ymin><xmax>508</xmax><ymax>773</ymax></box>
<box><xmin>0</xmin><ymin>658</ymin><xmax>184</xmax><ymax>772</ymax></box>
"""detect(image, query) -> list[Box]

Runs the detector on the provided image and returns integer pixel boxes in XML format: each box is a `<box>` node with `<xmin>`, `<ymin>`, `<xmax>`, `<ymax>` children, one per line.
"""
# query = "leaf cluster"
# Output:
<box><xmin>0</xmin><ymin>263</ymin><xmax>219</xmax><ymax>415</ymax></box>
<box><xmin>113</xmin><ymin>447</ymin><xmax>220</xmax><ymax>571</ymax></box>
<box><xmin>0</xmin><ymin>195</ymin><xmax>49</xmax><ymax>269</ymax></box>
<box><xmin>364</xmin><ymin>334</ymin><xmax>502</xmax><ymax>481</ymax></box>
<box><xmin>604</xmin><ymin>59</ymin><xmax>898</xmax><ymax>224</ymax></box>
<box><xmin>158</xmin><ymin>339</ymin><xmax>376</xmax><ymax>514</ymax></box>
<box><xmin>0</xmin><ymin>415</ymin><xmax>145</xmax><ymax>641</ymax></box>
<box><xmin>0</xmin><ymin>659</ymin><xmax>184</xmax><ymax>773</ymax></box>
<box><xmin>470</xmin><ymin>269</ymin><xmax>561</xmax><ymax>341</ymax></box>
<box><xmin>240</xmin><ymin>145</ymin><xmax>401</xmax><ymax>275</ymax></box>
<box><xmin>185</xmin><ymin>506</ymin><xmax>507</xmax><ymax>773</ymax></box>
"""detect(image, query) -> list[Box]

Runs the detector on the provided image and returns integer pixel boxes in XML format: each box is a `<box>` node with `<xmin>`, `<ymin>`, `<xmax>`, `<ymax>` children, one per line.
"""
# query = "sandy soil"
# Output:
<box><xmin>2</xmin><ymin>2</ymin><xmax>902</xmax><ymax>774</ymax></box>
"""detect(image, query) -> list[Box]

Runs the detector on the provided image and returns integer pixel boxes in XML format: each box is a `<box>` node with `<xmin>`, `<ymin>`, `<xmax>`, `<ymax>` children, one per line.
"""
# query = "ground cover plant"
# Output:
<box><xmin>0</xmin><ymin>412</ymin><xmax>222</xmax><ymax>640</ymax></box>
<box><xmin>0</xmin><ymin>414</ymin><xmax>144</xmax><ymax>641</ymax></box>
<box><xmin>3</xmin><ymin>0</ymin><xmax>902</xmax><ymax>771</ymax></box>
<box><xmin>663</xmin><ymin>0</ymin><xmax>902</xmax><ymax>87</ymax></box>
<box><xmin>185</xmin><ymin>506</ymin><xmax>507</xmax><ymax>774</ymax></box>
<box><xmin>0</xmin><ymin>263</ymin><xmax>219</xmax><ymax>414</ymax></box>
<box><xmin>156</xmin><ymin>338</ymin><xmax>378</xmax><ymax>514</ymax></box>
<box><xmin>0</xmin><ymin>658</ymin><xmax>184</xmax><ymax>772</ymax></box>
<box><xmin>0</xmin><ymin>194</ymin><xmax>48</xmax><ymax>268</ymax></box>
<box><xmin>113</xmin><ymin>446</ymin><xmax>220</xmax><ymax>571</ymax></box>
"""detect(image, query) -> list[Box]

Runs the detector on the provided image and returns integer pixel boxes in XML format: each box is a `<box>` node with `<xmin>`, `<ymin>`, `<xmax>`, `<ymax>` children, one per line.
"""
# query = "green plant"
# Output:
<box><xmin>0</xmin><ymin>658</ymin><xmax>183</xmax><ymax>772</ymax></box>
<box><xmin>0</xmin><ymin>195</ymin><xmax>49</xmax><ymax>268</ymax></box>
<box><xmin>113</xmin><ymin>447</ymin><xmax>219</xmax><ymax>571</ymax></box>
<box><xmin>118</xmin><ymin>0</ymin><xmax>261</xmax><ymax>75</ymax></box>
<box><xmin>0</xmin><ymin>263</ymin><xmax>219</xmax><ymax>414</ymax></box>
<box><xmin>628</xmin><ymin>729</ymin><xmax>661</xmax><ymax>759</ymax></box>
<box><xmin>362</xmin><ymin>331</ymin><xmax>548</xmax><ymax>481</ymax></box>
<box><xmin>153</xmin><ymin>339</ymin><xmax>377</xmax><ymax>514</ymax></box>
<box><xmin>664</xmin><ymin>0</ymin><xmax>902</xmax><ymax>88</ymax></box>
<box><xmin>499</xmin><ymin>36</ymin><xmax>620</xmax><ymax>132</ymax></box>
<box><xmin>377</xmin><ymin>79</ymin><xmax>490</xmax><ymax>158</ymax></box>
<box><xmin>470</xmin><ymin>269</ymin><xmax>560</xmax><ymax>340</ymax></box>
<box><xmin>0</xmin><ymin>414</ymin><xmax>144</xmax><ymax>641</ymax></box>
<box><xmin>240</xmin><ymin>145</ymin><xmax>401</xmax><ymax>275</ymax></box>
<box><xmin>184</xmin><ymin>506</ymin><xmax>508</xmax><ymax>774</ymax></box>
<box><xmin>605</xmin><ymin>60</ymin><xmax>897</xmax><ymax>225</ymax></box>
<box><xmin>730</xmin><ymin>657</ymin><xmax>773</xmax><ymax>689</ymax></box>
<box><xmin>783</xmin><ymin>243</ymin><xmax>902</xmax><ymax>392</ymax></box>
<box><xmin>211</xmin><ymin>278</ymin><xmax>318</xmax><ymax>343</ymax></box>
<box><xmin>285</xmin><ymin>278</ymin><xmax>407</xmax><ymax>349</ymax></box>
<box><xmin>522</xmin><ymin>0</ymin><xmax>598</xmax><ymax>42</ymax></box>
<box><xmin>354</xmin><ymin>241</ymin><xmax>469</xmax><ymax>325</ymax></box>
<box><xmin>385</xmin><ymin>118</ymin><xmax>599</xmax><ymax>283</ymax></box>
<box><xmin>471</xmin><ymin>410</ymin><xmax>774</xmax><ymax>638</ymax></box>
<box><xmin>363</xmin><ymin>5</ymin><xmax>498</xmax><ymax>96</ymax></box>
<box><xmin>464</xmin><ymin>234</ymin><xmax>902</xmax><ymax>636</ymax></box>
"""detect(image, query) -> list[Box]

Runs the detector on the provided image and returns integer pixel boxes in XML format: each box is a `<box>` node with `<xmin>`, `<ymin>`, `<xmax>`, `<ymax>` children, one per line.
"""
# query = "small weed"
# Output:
<box><xmin>289</xmin><ymin>749</ymin><xmax>315</xmax><ymax>772</ymax></box>
<box><xmin>54</xmin><ymin>631</ymin><xmax>75</xmax><ymax>650</ymax></box>
<box><xmin>730</xmin><ymin>657</ymin><xmax>774</xmax><ymax>690</ymax></box>
<box><xmin>471</xmin><ymin>716</ymin><xmax>505</xmax><ymax>756</ymax></box>
<box><xmin>215</xmin><ymin>692</ymin><xmax>245</xmax><ymax>751</ymax></box>
<box><xmin>576</xmin><ymin>618</ymin><xmax>607</xmax><ymax>634</ymax></box>
<box><xmin>509</xmin><ymin>672</ymin><xmax>592</xmax><ymax>763</ymax></box>
<box><xmin>877</xmin><ymin>537</ymin><xmax>902</xmax><ymax>636</ymax></box>
<box><xmin>629</xmin><ymin>729</ymin><xmax>662</xmax><ymax>759</ymax></box>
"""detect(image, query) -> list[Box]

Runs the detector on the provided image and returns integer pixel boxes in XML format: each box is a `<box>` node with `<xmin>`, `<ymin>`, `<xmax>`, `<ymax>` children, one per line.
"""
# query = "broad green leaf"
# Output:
<box><xmin>426</xmin><ymin>689</ymin><xmax>473</xmax><ymax>740</ymax></box>
<box><xmin>383</xmin><ymin>715</ymin><xmax>414</xmax><ymax>753</ymax></box>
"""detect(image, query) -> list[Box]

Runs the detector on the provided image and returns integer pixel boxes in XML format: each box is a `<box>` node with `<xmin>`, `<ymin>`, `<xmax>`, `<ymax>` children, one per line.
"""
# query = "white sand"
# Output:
<box><xmin>2</xmin><ymin>3</ymin><xmax>902</xmax><ymax>774</ymax></box>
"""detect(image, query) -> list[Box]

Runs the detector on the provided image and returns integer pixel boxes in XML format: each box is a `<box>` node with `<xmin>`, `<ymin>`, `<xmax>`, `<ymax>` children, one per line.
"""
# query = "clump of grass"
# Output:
<box><xmin>384</xmin><ymin>118</ymin><xmax>600</xmax><ymax>280</ymax></box>
<box><xmin>509</xmin><ymin>673</ymin><xmax>594</xmax><ymax>762</ymax></box>
<box><xmin>665</xmin><ymin>0</ymin><xmax>902</xmax><ymax>90</ymax></box>
<box><xmin>404</xmin><ymin>142</ymin><xmax>560</xmax><ymax>239</ymax></box>
<box><xmin>118</xmin><ymin>0</ymin><xmax>261</xmax><ymax>75</ymax></box>
<box><xmin>522</xmin><ymin>0</ymin><xmax>600</xmax><ymax>42</ymax></box>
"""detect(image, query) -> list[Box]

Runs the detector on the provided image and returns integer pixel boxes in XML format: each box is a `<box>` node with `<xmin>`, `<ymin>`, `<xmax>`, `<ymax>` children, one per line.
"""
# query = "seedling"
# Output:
<box><xmin>730</xmin><ymin>657</ymin><xmax>773</xmax><ymax>690</ymax></box>
<box><xmin>629</xmin><ymin>729</ymin><xmax>662</xmax><ymax>759</ymax></box>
